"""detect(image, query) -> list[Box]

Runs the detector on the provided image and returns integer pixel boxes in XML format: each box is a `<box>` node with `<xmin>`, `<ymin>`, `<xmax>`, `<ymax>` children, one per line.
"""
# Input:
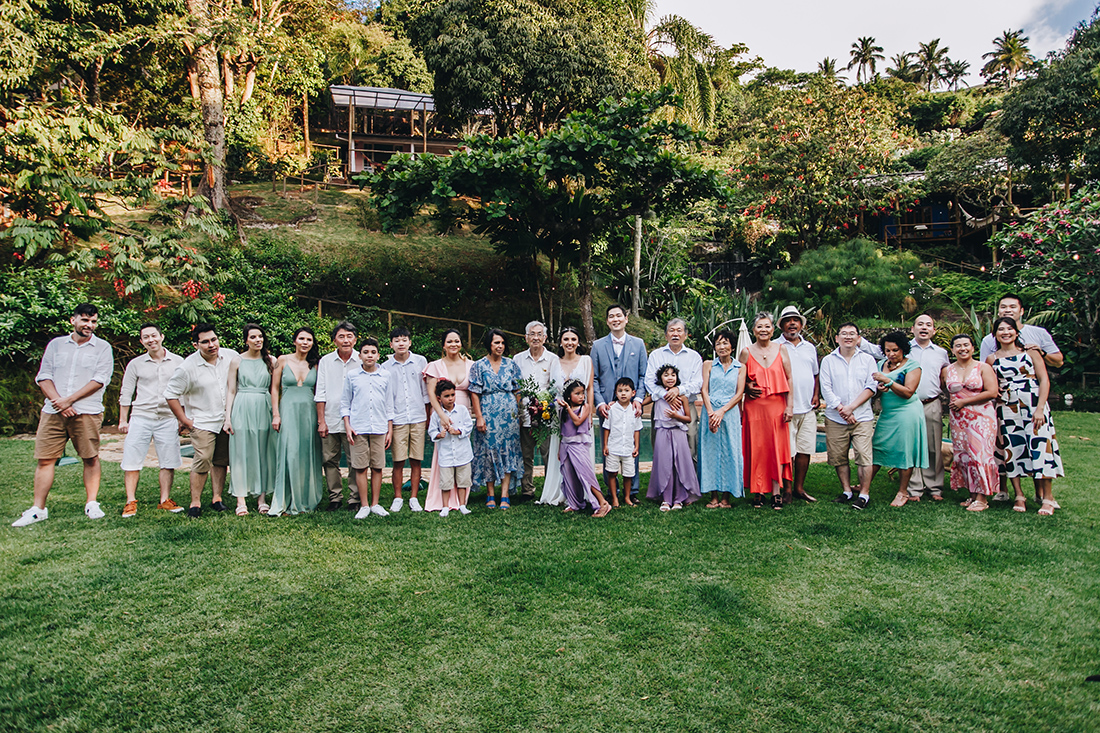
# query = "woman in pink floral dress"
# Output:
<box><xmin>942</xmin><ymin>334</ymin><xmax>999</xmax><ymax>511</ymax></box>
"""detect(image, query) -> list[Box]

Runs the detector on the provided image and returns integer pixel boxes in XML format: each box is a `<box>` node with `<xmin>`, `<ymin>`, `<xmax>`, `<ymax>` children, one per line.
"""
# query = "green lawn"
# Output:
<box><xmin>3</xmin><ymin>414</ymin><xmax>1099</xmax><ymax>732</ymax></box>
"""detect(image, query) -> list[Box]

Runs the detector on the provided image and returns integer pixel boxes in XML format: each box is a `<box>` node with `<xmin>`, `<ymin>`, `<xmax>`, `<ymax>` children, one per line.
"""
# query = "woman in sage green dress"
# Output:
<box><xmin>268</xmin><ymin>327</ymin><xmax>325</xmax><ymax>516</ymax></box>
<box><xmin>224</xmin><ymin>324</ymin><xmax>277</xmax><ymax>516</ymax></box>
<box><xmin>870</xmin><ymin>331</ymin><xmax>928</xmax><ymax>507</ymax></box>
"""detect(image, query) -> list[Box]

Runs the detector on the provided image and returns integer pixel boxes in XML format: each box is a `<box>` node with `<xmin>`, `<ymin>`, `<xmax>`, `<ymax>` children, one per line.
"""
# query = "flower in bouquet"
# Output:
<box><xmin>518</xmin><ymin>376</ymin><xmax>560</xmax><ymax>444</ymax></box>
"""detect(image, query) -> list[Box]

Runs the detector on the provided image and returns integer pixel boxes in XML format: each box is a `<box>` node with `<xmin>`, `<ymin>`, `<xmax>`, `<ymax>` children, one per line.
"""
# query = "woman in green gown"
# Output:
<box><xmin>870</xmin><ymin>331</ymin><xmax>928</xmax><ymax>507</ymax></box>
<box><xmin>268</xmin><ymin>327</ymin><xmax>325</xmax><ymax>515</ymax></box>
<box><xmin>224</xmin><ymin>324</ymin><xmax>277</xmax><ymax>515</ymax></box>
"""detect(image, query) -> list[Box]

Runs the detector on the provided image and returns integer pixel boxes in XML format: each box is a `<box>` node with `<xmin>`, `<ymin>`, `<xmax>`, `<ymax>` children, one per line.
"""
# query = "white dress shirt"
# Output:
<box><xmin>315</xmin><ymin>349</ymin><xmax>362</xmax><ymax>433</ymax></box>
<box><xmin>429</xmin><ymin>405</ymin><xmax>474</xmax><ymax>467</ymax></box>
<box><xmin>819</xmin><ymin>348</ymin><xmax>879</xmax><ymax>424</ymax></box>
<box><xmin>645</xmin><ymin>344</ymin><xmax>703</xmax><ymax>401</ymax></box>
<box><xmin>514</xmin><ymin>348</ymin><xmax>562</xmax><ymax>427</ymax></box>
<box><xmin>779</xmin><ymin>334</ymin><xmax>819</xmax><ymax>414</ymax></box>
<box><xmin>602</xmin><ymin>401</ymin><xmax>642</xmax><ymax>456</ymax></box>
<box><xmin>163</xmin><ymin>348</ymin><xmax>239</xmax><ymax>431</ymax></box>
<box><xmin>979</xmin><ymin>324</ymin><xmax>1059</xmax><ymax>362</ymax></box>
<box><xmin>119</xmin><ymin>350</ymin><xmax>184</xmax><ymax>421</ymax></box>
<box><xmin>340</xmin><ymin>367</ymin><xmax>395</xmax><ymax>435</ymax></box>
<box><xmin>382</xmin><ymin>353</ymin><xmax>429</xmax><ymax>425</ymax></box>
<box><xmin>909</xmin><ymin>340</ymin><xmax>950</xmax><ymax>401</ymax></box>
<box><xmin>36</xmin><ymin>334</ymin><xmax>114</xmax><ymax>415</ymax></box>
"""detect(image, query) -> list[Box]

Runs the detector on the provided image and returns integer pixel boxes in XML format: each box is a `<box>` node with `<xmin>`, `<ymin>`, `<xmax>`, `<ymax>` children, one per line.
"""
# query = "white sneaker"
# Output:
<box><xmin>354</xmin><ymin>506</ymin><xmax>371</xmax><ymax>520</ymax></box>
<box><xmin>409</xmin><ymin>497</ymin><xmax>423</xmax><ymax>512</ymax></box>
<box><xmin>390</xmin><ymin>497</ymin><xmax>404</xmax><ymax>513</ymax></box>
<box><xmin>370</xmin><ymin>504</ymin><xmax>389</xmax><ymax>517</ymax></box>
<box><xmin>439</xmin><ymin>507</ymin><xmax>450</xmax><ymax>518</ymax></box>
<box><xmin>12</xmin><ymin>506</ymin><xmax>47</xmax><ymax>527</ymax></box>
<box><xmin>992</xmin><ymin>491</ymin><xmax>1010</xmax><ymax>502</ymax></box>
<box><xmin>85</xmin><ymin>501</ymin><xmax>105</xmax><ymax>519</ymax></box>
<box><xmin>458</xmin><ymin>505</ymin><xmax>472</xmax><ymax>515</ymax></box>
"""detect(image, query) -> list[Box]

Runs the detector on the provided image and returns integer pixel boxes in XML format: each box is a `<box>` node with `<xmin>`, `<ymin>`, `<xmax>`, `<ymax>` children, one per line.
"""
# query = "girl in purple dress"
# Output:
<box><xmin>646</xmin><ymin>365</ymin><xmax>701</xmax><ymax>510</ymax></box>
<box><xmin>558</xmin><ymin>380</ymin><xmax>611</xmax><ymax>517</ymax></box>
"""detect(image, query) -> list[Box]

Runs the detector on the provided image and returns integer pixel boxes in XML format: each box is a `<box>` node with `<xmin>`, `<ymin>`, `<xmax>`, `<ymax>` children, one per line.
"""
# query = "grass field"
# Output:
<box><xmin>2</xmin><ymin>413</ymin><xmax>1099</xmax><ymax>732</ymax></box>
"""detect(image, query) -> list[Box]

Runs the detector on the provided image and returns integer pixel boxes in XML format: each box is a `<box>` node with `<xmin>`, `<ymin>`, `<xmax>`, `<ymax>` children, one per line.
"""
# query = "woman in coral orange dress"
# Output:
<box><xmin>739</xmin><ymin>313</ymin><xmax>793</xmax><ymax>509</ymax></box>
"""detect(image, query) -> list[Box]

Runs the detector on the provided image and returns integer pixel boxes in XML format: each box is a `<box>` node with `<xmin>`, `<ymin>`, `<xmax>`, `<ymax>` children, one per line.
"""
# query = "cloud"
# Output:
<box><xmin>654</xmin><ymin>0</ymin><xmax>1096</xmax><ymax>83</ymax></box>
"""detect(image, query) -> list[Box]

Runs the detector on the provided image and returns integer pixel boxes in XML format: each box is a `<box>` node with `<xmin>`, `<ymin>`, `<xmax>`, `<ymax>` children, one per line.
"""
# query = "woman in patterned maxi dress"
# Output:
<box><xmin>942</xmin><ymin>334</ymin><xmax>1000</xmax><ymax>512</ymax></box>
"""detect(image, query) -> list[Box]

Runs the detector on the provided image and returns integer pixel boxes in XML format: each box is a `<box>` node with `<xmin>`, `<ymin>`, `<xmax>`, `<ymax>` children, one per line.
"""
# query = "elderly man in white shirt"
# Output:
<box><xmin>777</xmin><ymin>305</ymin><xmax>820</xmax><ymax>503</ymax></box>
<box><xmin>908</xmin><ymin>315</ymin><xmax>951</xmax><ymax>500</ymax></box>
<box><xmin>645</xmin><ymin>318</ymin><xmax>704</xmax><ymax>454</ymax></box>
<box><xmin>118</xmin><ymin>322</ymin><xmax>186</xmax><ymax>517</ymax></box>
<box><xmin>820</xmin><ymin>322</ymin><xmax>879</xmax><ymax>510</ymax></box>
<box><xmin>13</xmin><ymin>303</ymin><xmax>114</xmax><ymax>527</ymax></box>
<box><xmin>165</xmin><ymin>323</ymin><xmax>239</xmax><ymax>518</ymax></box>
<box><xmin>314</xmin><ymin>322</ymin><xmax>362</xmax><ymax>511</ymax></box>
<box><xmin>514</xmin><ymin>320</ymin><xmax>562</xmax><ymax>501</ymax></box>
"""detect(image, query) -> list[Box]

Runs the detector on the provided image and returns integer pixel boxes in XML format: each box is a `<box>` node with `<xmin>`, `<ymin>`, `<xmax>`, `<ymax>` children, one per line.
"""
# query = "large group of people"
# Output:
<box><xmin>10</xmin><ymin>295</ymin><xmax>1067</xmax><ymax>527</ymax></box>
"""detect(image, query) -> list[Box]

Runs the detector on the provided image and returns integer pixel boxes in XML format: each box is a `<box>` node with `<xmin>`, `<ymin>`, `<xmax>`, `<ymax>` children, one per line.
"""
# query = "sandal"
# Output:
<box><xmin>235</xmin><ymin>505</ymin><xmax>249</xmax><ymax>516</ymax></box>
<box><xmin>485</xmin><ymin>496</ymin><xmax>497</xmax><ymax>509</ymax></box>
<box><xmin>1038</xmin><ymin>499</ymin><xmax>1056</xmax><ymax>516</ymax></box>
<box><xmin>1013</xmin><ymin>496</ymin><xmax>1027</xmax><ymax>513</ymax></box>
<box><xmin>959</xmin><ymin>498</ymin><xmax>973</xmax><ymax>508</ymax></box>
<box><xmin>258</xmin><ymin>501</ymin><xmax>270</xmax><ymax>515</ymax></box>
<box><xmin>772</xmin><ymin>494</ymin><xmax>783</xmax><ymax>511</ymax></box>
<box><xmin>718</xmin><ymin>500</ymin><xmax>732</xmax><ymax>508</ymax></box>
<box><xmin>966</xmin><ymin>498</ymin><xmax>989</xmax><ymax>512</ymax></box>
<box><xmin>706</xmin><ymin>498</ymin><xmax>721</xmax><ymax>509</ymax></box>
<box><xmin>593</xmin><ymin>504</ymin><xmax>611</xmax><ymax>518</ymax></box>
<box><xmin>751</xmin><ymin>494</ymin><xmax>763</xmax><ymax>508</ymax></box>
<box><xmin>499</xmin><ymin>497</ymin><xmax>510</xmax><ymax>510</ymax></box>
<box><xmin>890</xmin><ymin>491</ymin><xmax>910</xmax><ymax>507</ymax></box>
<box><xmin>659</xmin><ymin>502</ymin><xmax>671</xmax><ymax>512</ymax></box>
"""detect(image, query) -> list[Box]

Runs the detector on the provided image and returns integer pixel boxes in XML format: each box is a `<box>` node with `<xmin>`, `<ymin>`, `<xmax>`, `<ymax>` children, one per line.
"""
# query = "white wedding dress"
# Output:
<box><xmin>538</xmin><ymin>355</ymin><xmax>594</xmax><ymax>505</ymax></box>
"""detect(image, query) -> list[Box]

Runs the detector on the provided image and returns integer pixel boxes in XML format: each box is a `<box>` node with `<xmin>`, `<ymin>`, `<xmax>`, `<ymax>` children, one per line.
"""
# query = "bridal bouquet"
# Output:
<box><xmin>517</xmin><ymin>376</ymin><xmax>560</xmax><ymax>444</ymax></box>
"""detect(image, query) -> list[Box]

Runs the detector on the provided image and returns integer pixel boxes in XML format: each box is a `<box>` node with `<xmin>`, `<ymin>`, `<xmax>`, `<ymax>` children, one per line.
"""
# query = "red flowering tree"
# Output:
<box><xmin>733</xmin><ymin>81</ymin><xmax>917</xmax><ymax>246</ymax></box>
<box><xmin>992</xmin><ymin>186</ymin><xmax>1100</xmax><ymax>358</ymax></box>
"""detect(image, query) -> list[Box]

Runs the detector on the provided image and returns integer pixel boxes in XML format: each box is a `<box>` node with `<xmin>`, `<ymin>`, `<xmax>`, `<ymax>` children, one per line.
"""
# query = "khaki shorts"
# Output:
<box><xmin>825</xmin><ymin>419</ymin><xmax>874</xmax><ymax>467</ymax></box>
<box><xmin>789</xmin><ymin>412</ymin><xmax>818</xmax><ymax>456</ymax></box>
<box><xmin>34</xmin><ymin>412</ymin><xmax>103</xmax><ymax>460</ymax></box>
<box><xmin>349</xmin><ymin>433</ymin><xmax>386</xmax><ymax>470</ymax></box>
<box><xmin>391</xmin><ymin>422</ymin><xmax>426</xmax><ymax>463</ymax></box>
<box><xmin>603</xmin><ymin>453</ymin><xmax>636</xmax><ymax>478</ymax></box>
<box><xmin>439</xmin><ymin>463</ymin><xmax>472</xmax><ymax>492</ymax></box>
<box><xmin>190</xmin><ymin>429</ymin><xmax>230</xmax><ymax>473</ymax></box>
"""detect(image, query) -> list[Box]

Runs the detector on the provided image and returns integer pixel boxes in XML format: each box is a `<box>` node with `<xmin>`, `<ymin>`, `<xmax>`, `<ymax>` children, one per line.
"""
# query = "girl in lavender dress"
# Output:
<box><xmin>645</xmin><ymin>365</ymin><xmax>701</xmax><ymax>510</ymax></box>
<box><xmin>558</xmin><ymin>379</ymin><xmax>611</xmax><ymax>517</ymax></box>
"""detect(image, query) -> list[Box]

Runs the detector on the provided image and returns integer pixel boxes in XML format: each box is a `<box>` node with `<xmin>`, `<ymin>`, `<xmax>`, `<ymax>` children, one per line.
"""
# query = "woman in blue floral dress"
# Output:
<box><xmin>469</xmin><ymin>329</ymin><xmax>524</xmax><ymax>509</ymax></box>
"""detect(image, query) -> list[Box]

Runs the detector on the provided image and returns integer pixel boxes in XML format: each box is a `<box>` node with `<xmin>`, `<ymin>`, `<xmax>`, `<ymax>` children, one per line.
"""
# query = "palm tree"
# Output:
<box><xmin>847</xmin><ymin>36</ymin><xmax>884</xmax><ymax>83</ymax></box>
<box><xmin>916</xmin><ymin>39</ymin><xmax>950</xmax><ymax>91</ymax></box>
<box><xmin>942</xmin><ymin>58</ymin><xmax>971</xmax><ymax>91</ymax></box>
<box><xmin>981</xmin><ymin>29</ymin><xmax>1037</xmax><ymax>89</ymax></box>
<box><xmin>817</xmin><ymin>57</ymin><xmax>847</xmax><ymax>84</ymax></box>
<box><xmin>886</xmin><ymin>52</ymin><xmax>920</xmax><ymax>83</ymax></box>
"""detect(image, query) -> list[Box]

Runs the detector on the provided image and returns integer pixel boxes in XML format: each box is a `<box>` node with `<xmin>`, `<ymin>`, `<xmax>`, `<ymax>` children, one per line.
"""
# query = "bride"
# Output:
<box><xmin>538</xmin><ymin>326</ymin><xmax>595</xmax><ymax>505</ymax></box>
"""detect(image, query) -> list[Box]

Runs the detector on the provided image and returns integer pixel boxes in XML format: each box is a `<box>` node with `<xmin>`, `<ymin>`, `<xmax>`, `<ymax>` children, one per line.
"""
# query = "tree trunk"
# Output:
<box><xmin>88</xmin><ymin>57</ymin><xmax>104</xmax><ymax>106</ymax></box>
<box><xmin>579</xmin><ymin>241</ymin><xmax>595</xmax><ymax>345</ymax></box>
<box><xmin>186</xmin><ymin>56</ymin><xmax>200</xmax><ymax>99</ymax></box>
<box><xmin>302</xmin><ymin>92</ymin><xmax>311</xmax><ymax>156</ymax></box>
<box><xmin>222</xmin><ymin>55</ymin><xmax>235</xmax><ymax>102</ymax></box>
<box><xmin>186</xmin><ymin>0</ymin><xmax>230</xmax><ymax>213</ymax></box>
<box><xmin>632</xmin><ymin>214</ymin><xmax>642</xmax><ymax>315</ymax></box>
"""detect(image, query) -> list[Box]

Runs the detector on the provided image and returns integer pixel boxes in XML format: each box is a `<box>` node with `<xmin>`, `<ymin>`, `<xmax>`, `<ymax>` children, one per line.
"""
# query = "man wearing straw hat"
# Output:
<box><xmin>777</xmin><ymin>305</ymin><xmax>819</xmax><ymax>503</ymax></box>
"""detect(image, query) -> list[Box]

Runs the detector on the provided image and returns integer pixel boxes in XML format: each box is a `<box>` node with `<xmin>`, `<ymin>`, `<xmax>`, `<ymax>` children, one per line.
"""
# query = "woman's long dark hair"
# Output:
<box><xmin>242</xmin><ymin>324</ymin><xmax>274</xmax><ymax>374</ymax></box>
<box><xmin>556</xmin><ymin>326</ymin><xmax>588</xmax><ymax>356</ymax></box>
<box><xmin>292</xmin><ymin>327</ymin><xmax>320</xmax><ymax>369</ymax></box>
<box><xmin>991</xmin><ymin>317</ymin><xmax>1025</xmax><ymax>350</ymax></box>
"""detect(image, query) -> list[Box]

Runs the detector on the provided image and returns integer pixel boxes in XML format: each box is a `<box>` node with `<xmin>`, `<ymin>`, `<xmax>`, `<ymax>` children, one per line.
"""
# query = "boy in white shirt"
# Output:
<box><xmin>601</xmin><ymin>377</ymin><xmax>642</xmax><ymax>507</ymax></box>
<box><xmin>381</xmin><ymin>326</ymin><xmax>429</xmax><ymax>512</ymax></box>
<box><xmin>341</xmin><ymin>339</ymin><xmax>395</xmax><ymax>519</ymax></box>
<box><xmin>428</xmin><ymin>380</ymin><xmax>473</xmax><ymax>517</ymax></box>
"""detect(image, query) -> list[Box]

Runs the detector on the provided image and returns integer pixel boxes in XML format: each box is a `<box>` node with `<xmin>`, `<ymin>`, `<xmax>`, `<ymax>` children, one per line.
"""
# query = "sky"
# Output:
<box><xmin>653</xmin><ymin>0</ymin><xmax>1098</xmax><ymax>84</ymax></box>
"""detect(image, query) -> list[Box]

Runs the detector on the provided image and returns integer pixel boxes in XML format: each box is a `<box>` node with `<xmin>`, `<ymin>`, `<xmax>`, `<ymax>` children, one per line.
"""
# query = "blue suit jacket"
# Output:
<box><xmin>591</xmin><ymin>333</ymin><xmax>648</xmax><ymax>409</ymax></box>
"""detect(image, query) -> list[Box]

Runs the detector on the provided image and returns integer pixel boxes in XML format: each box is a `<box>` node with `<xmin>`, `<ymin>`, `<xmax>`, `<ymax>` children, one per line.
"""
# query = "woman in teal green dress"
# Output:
<box><xmin>268</xmin><ymin>327</ymin><xmax>325</xmax><ymax>516</ymax></box>
<box><xmin>871</xmin><ymin>331</ymin><xmax>928</xmax><ymax>507</ymax></box>
<box><xmin>224</xmin><ymin>324</ymin><xmax>277</xmax><ymax>516</ymax></box>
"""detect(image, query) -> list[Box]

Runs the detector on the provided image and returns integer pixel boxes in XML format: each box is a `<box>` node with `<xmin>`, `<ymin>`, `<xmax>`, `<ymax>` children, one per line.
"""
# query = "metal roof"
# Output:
<box><xmin>329</xmin><ymin>85</ymin><xmax>435</xmax><ymax>112</ymax></box>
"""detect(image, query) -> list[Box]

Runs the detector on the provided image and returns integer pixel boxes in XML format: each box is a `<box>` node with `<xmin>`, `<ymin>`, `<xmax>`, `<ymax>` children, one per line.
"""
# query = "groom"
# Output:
<box><xmin>591</xmin><ymin>304</ymin><xmax>647</xmax><ymax>501</ymax></box>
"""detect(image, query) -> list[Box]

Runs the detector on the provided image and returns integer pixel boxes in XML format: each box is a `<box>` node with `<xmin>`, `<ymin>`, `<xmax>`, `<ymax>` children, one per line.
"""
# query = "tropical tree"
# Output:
<box><xmin>847</xmin><ymin>36</ymin><xmax>884</xmax><ymax>83</ymax></box>
<box><xmin>981</xmin><ymin>29</ymin><xmax>1037</xmax><ymax>89</ymax></box>
<box><xmin>916</xmin><ymin>39</ymin><xmax>950</xmax><ymax>91</ymax></box>
<box><xmin>942</xmin><ymin>59</ymin><xmax>971</xmax><ymax>90</ymax></box>
<box><xmin>817</xmin><ymin>57</ymin><xmax>844</xmax><ymax>82</ymax></box>
<box><xmin>886</xmin><ymin>52</ymin><xmax>920</xmax><ymax>83</ymax></box>
<box><xmin>366</xmin><ymin>90</ymin><xmax>729</xmax><ymax>342</ymax></box>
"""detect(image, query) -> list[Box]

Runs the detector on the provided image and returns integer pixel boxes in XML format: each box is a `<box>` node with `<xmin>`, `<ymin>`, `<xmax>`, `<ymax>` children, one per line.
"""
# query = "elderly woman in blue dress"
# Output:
<box><xmin>469</xmin><ymin>329</ymin><xmax>524</xmax><ymax>509</ymax></box>
<box><xmin>699</xmin><ymin>329</ymin><xmax>746</xmax><ymax>507</ymax></box>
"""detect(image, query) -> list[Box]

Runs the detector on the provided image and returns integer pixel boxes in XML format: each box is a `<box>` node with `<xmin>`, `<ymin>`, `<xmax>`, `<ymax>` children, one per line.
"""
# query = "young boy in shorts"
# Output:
<box><xmin>381</xmin><ymin>326</ymin><xmax>429</xmax><ymax>512</ymax></box>
<box><xmin>342</xmin><ymin>338</ymin><xmax>395</xmax><ymax>519</ymax></box>
<box><xmin>428</xmin><ymin>380</ymin><xmax>473</xmax><ymax>517</ymax></box>
<box><xmin>601</xmin><ymin>377</ymin><xmax>642</xmax><ymax>507</ymax></box>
